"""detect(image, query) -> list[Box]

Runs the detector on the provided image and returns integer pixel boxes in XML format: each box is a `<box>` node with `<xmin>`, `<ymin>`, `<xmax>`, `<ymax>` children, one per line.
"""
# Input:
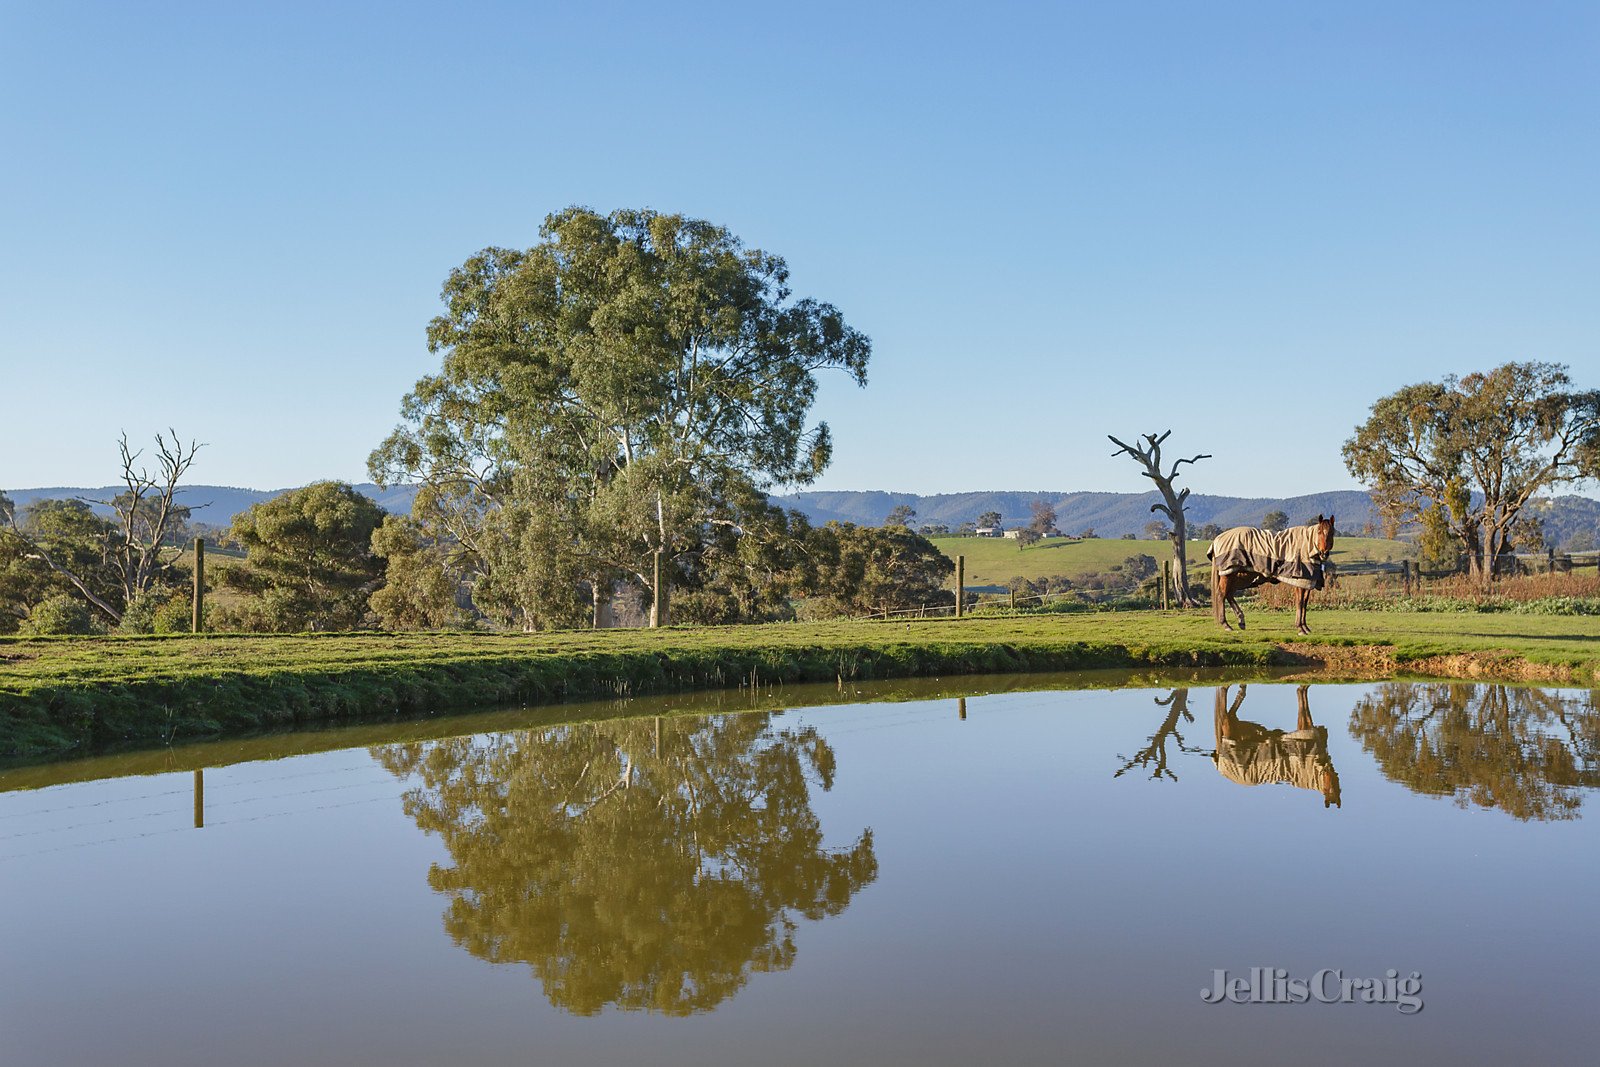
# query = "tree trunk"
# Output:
<box><xmin>1471</xmin><ymin>529</ymin><xmax>1497</xmax><ymax>587</ymax></box>
<box><xmin>1170</xmin><ymin>511</ymin><xmax>1192</xmax><ymax>607</ymax></box>
<box><xmin>649</xmin><ymin>492</ymin><xmax>670</xmax><ymax>628</ymax></box>
<box><xmin>1460</xmin><ymin>523</ymin><xmax>1487</xmax><ymax>586</ymax></box>
<box><xmin>649</xmin><ymin>549</ymin><xmax>669</xmax><ymax>628</ymax></box>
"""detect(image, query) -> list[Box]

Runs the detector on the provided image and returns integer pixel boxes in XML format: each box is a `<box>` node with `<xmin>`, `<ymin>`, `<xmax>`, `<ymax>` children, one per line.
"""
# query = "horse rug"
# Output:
<box><xmin>1208</xmin><ymin>526</ymin><xmax>1325</xmax><ymax>590</ymax></box>
<box><xmin>1215</xmin><ymin>727</ymin><xmax>1332</xmax><ymax>793</ymax></box>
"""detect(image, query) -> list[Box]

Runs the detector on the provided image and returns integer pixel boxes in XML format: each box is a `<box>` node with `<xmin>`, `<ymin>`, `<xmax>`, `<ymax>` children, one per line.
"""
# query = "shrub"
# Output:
<box><xmin>119</xmin><ymin>590</ymin><xmax>194</xmax><ymax>634</ymax></box>
<box><xmin>152</xmin><ymin>592</ymin><xmax>195</xmax><ymax>632</ymax></box>
<box><xmin>21</xmin><ymin>594</ymin><xmax>101</xmax><ymax>635</ymax></box>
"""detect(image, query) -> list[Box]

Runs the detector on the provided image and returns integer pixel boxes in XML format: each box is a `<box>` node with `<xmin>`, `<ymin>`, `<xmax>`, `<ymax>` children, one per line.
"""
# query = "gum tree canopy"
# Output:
<box><xmin>371</xmin><ymin>207</ymin><xmax>871</xmax><ymax>628</ymax></box>
<box><xmin>1342</xmin><ymin>362</ymin><xmax>1600</xmax><ymax>582</ymax></box>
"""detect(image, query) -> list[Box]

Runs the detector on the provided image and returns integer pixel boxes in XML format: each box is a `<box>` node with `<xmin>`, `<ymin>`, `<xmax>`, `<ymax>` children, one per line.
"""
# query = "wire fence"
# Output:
<box><xmin>854</xmin><ymin>549</ymin><xmax>1600</xmax><ymax>621</ymax></box>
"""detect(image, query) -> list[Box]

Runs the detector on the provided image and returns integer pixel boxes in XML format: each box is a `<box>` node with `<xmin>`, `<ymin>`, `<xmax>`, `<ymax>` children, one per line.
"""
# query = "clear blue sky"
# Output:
<box><xmin>2</xmin><ymin>1</ymin><xmax>1596</xmax><ymax>498</ymax></box>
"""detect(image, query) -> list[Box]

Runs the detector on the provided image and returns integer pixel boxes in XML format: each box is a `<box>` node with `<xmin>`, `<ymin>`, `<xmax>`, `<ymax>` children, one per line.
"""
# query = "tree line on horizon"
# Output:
<box><xmin>1</xmin><ymin>471</ymin><xmax>1231</xmax><ymax>635</ymax></box>
<box><xmin>4</xmin><ymin>208</ymin><xmax>1597</xmax><ymax>635</ymax></box>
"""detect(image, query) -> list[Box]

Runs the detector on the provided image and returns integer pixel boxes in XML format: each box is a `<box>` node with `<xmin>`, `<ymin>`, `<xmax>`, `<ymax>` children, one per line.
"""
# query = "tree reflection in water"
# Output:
<box><xmin>1350</xmin><ymin>682</ymin><xmax>1600</xmax><ymax>821</ymax></box>
<box><xmin>1113</xmin><ymin>688</ymin><xmax>1211</xmax><ymax>781</ymax></box>
<box><xmin>373</xmin><ymin>713</ymin><xmax>877</xmax><ymax>1015</ymax></box>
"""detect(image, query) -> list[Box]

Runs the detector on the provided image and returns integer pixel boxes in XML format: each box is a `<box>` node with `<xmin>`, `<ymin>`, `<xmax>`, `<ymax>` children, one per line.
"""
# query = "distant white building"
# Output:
<box><xmin>976</xmin><ymin>526</ymin><xmax>1004</xmax><ymax>538</ymax></box>
<box><xmin>1002</xmin><ymin>529</ymin><xmax>1021</xmax><ymax>539</ymax></box>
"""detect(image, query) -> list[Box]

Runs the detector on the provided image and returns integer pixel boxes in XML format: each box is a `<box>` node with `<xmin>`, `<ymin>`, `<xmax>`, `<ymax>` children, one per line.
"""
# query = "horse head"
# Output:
<box><xmin>1312</xmin><ymin>514</ymin><xmax>1335</xmax><ymax>560</ymax></box>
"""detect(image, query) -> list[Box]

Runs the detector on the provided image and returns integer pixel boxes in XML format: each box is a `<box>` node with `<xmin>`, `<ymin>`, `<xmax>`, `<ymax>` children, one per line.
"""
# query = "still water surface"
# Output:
<box><xmin>3</xmin><ymin>678</ymin><xmax>1598</xmax><ymax>1065</ymax></box>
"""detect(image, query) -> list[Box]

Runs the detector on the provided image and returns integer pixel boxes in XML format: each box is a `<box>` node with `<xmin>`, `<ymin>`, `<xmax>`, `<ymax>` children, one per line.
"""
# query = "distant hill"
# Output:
<box><xmin>8</xmin><ymin>483</ymin><xmax>1596</xmax><ymax>550</ymax></box>
<box><xmin>1526</xmin><ymin>495</ymin><xmax>1600</xmax><ymax>553</ymax></box>
<box><xmin>2</xmin><ymin>483</ymin><xmax>419</xmax><ymax>525</ymax></box>
<box><xmin>769</xmin><ymin>489</ymin><xmax>1384</xmax><ymax>538</ymax></box>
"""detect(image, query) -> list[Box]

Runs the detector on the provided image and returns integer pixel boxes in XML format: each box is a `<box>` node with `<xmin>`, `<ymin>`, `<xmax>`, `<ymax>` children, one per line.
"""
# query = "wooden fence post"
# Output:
<box><xmin>1010</xmin><ymin>587</ymin><xmax>1017</xmax><ymax>611</ymax></box>
<box><xmin>1161</xmin><ymin>560</ymin><xmax>1171</xmax><ymax>610</ymax></box>
<box><xmin>192</xmin><ymin>537</ymin><xmax>205</xmax><ymax>633</ymax></box>
<box><xmin>955</xmin><ymin>555</ymin><xmax>965</xmax><ymax>618</ymax></box>
<box><xmin>193</xmin><ymin>769</ymin><xmax>204</xmax><ymax>829</ymax></box>
<box><xmin>958</xmin><ymin>696</ymin><xmax>967</xmax><ymax>721</ymax></box>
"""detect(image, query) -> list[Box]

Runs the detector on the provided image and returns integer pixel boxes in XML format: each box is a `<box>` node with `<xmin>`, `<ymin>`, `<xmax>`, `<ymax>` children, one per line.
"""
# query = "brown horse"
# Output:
<box><xmin>1209</xmin><ymin>515</ymin><xmax>1334</xmax><ymax>635</ymax></box>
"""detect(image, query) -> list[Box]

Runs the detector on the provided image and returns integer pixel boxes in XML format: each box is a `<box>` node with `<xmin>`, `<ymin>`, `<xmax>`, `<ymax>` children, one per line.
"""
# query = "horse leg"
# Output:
<box><xmin>1214</xmin><ymin>570</ymin><xmax>1230</xmax><ymax>629</ymax></box>
<box><xmin>1227</xmin><ymin>578</ymin><xmax>1247</xmax><ymax>630</ymax></box>
<box><xmin>1296</xmin><ymin>684</ymin><xmax>1313</xmax><ymax>730</ymax></box>
<box><xmin>1296</xmin><ymin>588</ymin><xmax>1311</xmax><ymax>635</ymax></box>
<box><xmin>1215</xmin><ymin>686</ymin><xmax>1233</xmax><ymax>736</ymax></box>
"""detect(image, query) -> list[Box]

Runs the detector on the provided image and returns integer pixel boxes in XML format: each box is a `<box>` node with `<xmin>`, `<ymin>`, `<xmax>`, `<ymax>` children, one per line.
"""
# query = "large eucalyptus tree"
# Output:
<box><xmin>372</xmin><ymin>208</ymin><xmax>871</xmax><ymax>628</ymax></box>
<box><xmin>1343</xmin><ymin>362</ymin><xmax>1600</xmax><ymax>583</ymax></box>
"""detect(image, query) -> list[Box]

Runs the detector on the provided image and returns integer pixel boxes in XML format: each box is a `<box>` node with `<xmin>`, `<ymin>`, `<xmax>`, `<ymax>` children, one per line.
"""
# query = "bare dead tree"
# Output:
<box><xmin>4</xmin><ymin>430</ymin><xmax>203</xmax><ymax>624</ymax></box>
<box><xmin>1108</xmin><ymin>431</ymin><xmax>1211</xmax><ymax>607</ymax></box>
<box><xmin>98</xmin><ymin>430</ymin><xmax>205</xmax><ymax>607</ymax></box>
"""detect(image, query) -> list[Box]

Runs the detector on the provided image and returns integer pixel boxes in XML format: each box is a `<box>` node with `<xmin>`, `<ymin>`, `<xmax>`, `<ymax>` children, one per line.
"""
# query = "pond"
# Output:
<box><xmin>3</xmin><ymin>677</ymin><xmax>1598</xmax><ymax>1065</ymax></box>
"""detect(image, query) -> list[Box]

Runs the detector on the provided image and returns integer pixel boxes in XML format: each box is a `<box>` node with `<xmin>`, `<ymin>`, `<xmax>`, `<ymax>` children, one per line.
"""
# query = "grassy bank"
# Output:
<box><xmin>3</xmin><ymin>610</ymin><xmax>1597</xmax><ymax>760</ymax></box>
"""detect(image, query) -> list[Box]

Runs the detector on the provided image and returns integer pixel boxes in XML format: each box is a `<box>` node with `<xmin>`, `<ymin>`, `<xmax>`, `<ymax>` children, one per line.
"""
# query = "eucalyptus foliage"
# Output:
<box><xmin>371</xmin><ymin>207</ymin><xmax>871</xmax><ymax>628</ymax></box>
<box><xmin>1343</xmin><ymin>362</ymin><xmax>1600</xmax><ymax>582</ymax></box>
<box><xmin>222</xmin><ymin>482</ymin><xmax>385</xmax><ymax>631</ymax></box>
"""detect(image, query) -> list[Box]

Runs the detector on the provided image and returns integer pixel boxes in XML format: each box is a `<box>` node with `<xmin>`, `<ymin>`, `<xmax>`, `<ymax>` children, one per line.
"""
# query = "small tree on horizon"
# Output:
<box><xmin>1028</xmin><ymin>500</ymin><xmax>1057</xmax><ymax>536</ymax></box>
<box><xmin>884</xmin><ymin>504</ymin><xmax>916</xmax><ymax>528</ymax></box>
<box><xmin>1262</xmin><ymin>510</ymin><xmax>1289</xmax><ymax>532</ymax></box>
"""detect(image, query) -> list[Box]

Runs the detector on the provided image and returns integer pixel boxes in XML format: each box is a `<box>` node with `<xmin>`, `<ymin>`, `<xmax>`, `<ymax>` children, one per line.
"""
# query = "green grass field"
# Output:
<box><xmin>929</xmin><ymin>535</ymin><xmax>1417</xmax><ymax>587</ymax></box>
<box><xmin>3</xmin><ymin>608</ymin><xmax>1594</xmax><ymax>761</ymax></box>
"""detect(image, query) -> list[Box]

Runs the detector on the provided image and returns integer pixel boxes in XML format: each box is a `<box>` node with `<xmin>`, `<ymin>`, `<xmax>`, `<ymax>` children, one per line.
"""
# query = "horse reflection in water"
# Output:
<box><xmin>1213</xmin><ymin>684</ymin><xmax>1341</xmax><ymax>808</ymax></box>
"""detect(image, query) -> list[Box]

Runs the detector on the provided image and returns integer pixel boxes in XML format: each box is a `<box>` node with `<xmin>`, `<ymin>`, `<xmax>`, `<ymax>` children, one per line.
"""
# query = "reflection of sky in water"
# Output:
<box><xmin>2</xmin><ymin>681</ymin><xmax>1598</xmax><ymax>1066</ymax></box>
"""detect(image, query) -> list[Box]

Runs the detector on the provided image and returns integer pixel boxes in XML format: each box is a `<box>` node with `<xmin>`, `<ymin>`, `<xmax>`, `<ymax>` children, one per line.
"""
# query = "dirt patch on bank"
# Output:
<box><xmin>1268</xmin><ymin>643</ymin><xmax>1581</xmax><ymax>683</ymax></box>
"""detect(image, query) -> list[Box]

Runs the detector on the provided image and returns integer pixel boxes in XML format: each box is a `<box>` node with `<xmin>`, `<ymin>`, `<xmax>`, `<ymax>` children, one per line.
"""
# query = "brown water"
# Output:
<box><xmin>3</xmin><ymin>678</ymin><xmax>1597</xmax><ymax>1065</ymax></box>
